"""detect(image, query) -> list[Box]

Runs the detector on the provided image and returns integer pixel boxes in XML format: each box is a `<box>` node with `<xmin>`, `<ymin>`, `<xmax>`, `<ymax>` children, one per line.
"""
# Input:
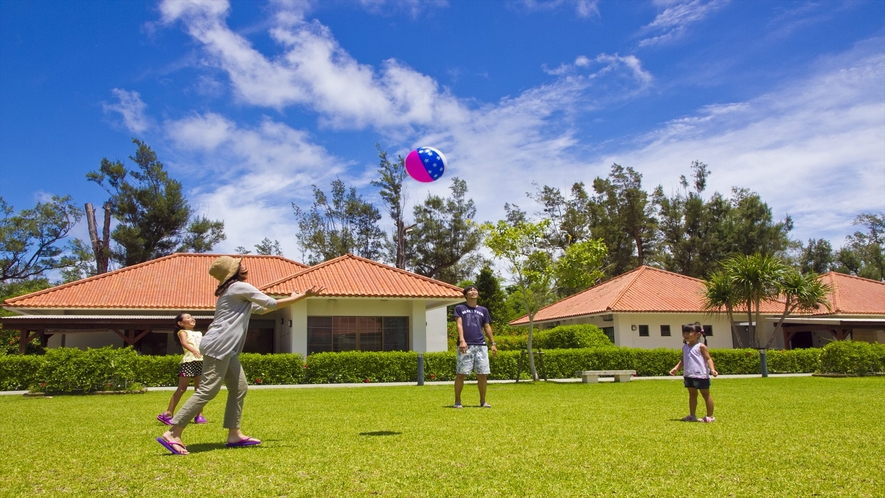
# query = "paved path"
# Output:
<box><xmin>0</xmin><ymin>373</ymin><xmax>813</xmax><ymax>395</ymax></box>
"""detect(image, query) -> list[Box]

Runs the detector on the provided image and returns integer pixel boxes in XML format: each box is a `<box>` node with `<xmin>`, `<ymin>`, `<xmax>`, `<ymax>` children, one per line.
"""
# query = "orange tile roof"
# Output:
<box><xmin>816</xmin><ymin>272</ymin><xmax>885</xmax><ymax>315</ymax></box>
<box><xmin>262</xmin><ymin>253</ymin><xmax>464</xmax><ymax>298</ymax></box>
<box><xmin>3</xmin><ymin>253</ymin><xmax>308</xmax><ymax>310</ymax></box>
<box><xmin>510</xmin><ymin>265</ymin><xmax>794</xmax><ymax>325</ymax></box>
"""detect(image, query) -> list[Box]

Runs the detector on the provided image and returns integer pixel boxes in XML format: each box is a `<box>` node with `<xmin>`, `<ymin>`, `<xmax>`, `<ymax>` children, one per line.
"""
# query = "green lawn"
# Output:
<box><xmin>1</xmin><ymin>377</ymin><xmax>882</xmax><ymax>497</ymax></box>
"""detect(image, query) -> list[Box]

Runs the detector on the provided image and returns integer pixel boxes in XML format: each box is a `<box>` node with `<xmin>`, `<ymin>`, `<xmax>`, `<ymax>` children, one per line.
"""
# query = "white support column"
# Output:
<box><xmin>290</xmin><ymin>300</ymin><xmax>309</xmax><ymax>358</ymax></box>
<box><xmin>410</xmin><ymin>300</ymin><xmax>427</xmax><ymax>352</ymax></box>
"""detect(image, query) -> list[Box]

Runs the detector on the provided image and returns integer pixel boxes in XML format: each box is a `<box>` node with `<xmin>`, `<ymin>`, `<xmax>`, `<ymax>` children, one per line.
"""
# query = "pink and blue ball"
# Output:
<box><xmin>405</xmin><ymin>147</ymin><xmax>447</xmax><ymax>183</ymax></box>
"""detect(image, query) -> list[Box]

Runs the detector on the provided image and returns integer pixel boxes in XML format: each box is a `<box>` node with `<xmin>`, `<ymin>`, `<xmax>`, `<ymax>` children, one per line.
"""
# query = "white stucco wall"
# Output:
<box><xmin>534</xmin><ymin>313</ymin><xmax>736</xmax><ymax>349</ymax></box>
<box><xmin>424</xmin><ymin>306</ymin><xmax>448</xmax><ymax>352</ymax></box>
<box><xmin>281</xmin><ymin>298</ymin><xmax>448</xmax><ymax>356</ymax></box>
<box><xmin>46</xmin><ymin>331</ymin><xmax>124</xmax><ymax>350</ymax></box>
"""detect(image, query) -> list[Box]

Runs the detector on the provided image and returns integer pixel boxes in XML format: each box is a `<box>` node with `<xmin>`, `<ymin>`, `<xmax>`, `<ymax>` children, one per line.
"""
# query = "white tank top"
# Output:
<box><xmin>682</xmin><ymin>342</ymin><xmax>708</xmax><ymax>379</ymax></box>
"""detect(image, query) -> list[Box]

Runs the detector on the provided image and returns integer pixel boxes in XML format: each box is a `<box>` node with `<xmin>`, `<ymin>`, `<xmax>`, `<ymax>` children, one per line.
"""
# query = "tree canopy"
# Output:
<box><xmin>0</xmin><ymin>195</ymin><xmax>82</xmax><ymax>282</ymax></box>
<box><xmin>292</xmin><ymin>179</ymin><xmax>386</xmax><ymax>265</ymax></box>
<box><xmin>87</xmin><ymin>139</ymin><xmax>225</xmax><ymax>267</ymax></box>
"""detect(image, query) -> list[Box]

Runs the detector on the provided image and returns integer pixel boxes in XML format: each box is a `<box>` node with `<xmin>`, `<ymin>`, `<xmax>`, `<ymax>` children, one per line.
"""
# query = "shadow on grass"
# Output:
<box><xmin>359</xmin><ymin>431</ymin><xmax>401</xmax><ymax>436</ymax></box>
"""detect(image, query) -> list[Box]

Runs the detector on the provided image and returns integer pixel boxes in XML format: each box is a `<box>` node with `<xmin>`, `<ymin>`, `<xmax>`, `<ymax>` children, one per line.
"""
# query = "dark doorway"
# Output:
<box><xmin>244</xmin><ymin>327</ymin><xmax>274</xmax><ymax>354</ymax></box>
<box><xmin>789</xmin><ymin>331</ymin><xmax>814</xmax><ymax>349</ymax></box>
<box><xmin>138</xmin><ymin>331</ymin><xmax>169</xmax><ymax>355</ymax></box>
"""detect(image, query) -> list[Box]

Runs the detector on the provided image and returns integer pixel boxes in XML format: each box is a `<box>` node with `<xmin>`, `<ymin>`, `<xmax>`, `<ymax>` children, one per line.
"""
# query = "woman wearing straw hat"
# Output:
<box><xmin>157</xmin><ymin>256</ymin><xmax>323</xmax><ymax>455</ymax></box>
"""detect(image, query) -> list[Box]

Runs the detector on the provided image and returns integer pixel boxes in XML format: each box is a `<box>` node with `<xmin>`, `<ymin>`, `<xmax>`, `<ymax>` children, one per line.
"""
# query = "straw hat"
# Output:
<box><xmin>209</xmin><ymin>256</ymin><xmax>242</xmax><ymax>283</ymax></box>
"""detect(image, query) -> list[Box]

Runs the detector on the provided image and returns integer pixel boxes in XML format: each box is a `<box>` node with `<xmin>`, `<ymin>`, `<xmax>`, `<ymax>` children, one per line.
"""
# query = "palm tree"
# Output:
<box><xmin>766</xmin><ymin>270</ymin><xmax>831</xmax><ymax>348</ymax></box>
<box><xmin>721</xmin><ymin>254</ymin><xmax>786</xmax><ymax>348</ymax></box>
<box><xmin>703</xmin><ymin>270</ymin><xmax>743</xmax><ymax>348</ymax></box>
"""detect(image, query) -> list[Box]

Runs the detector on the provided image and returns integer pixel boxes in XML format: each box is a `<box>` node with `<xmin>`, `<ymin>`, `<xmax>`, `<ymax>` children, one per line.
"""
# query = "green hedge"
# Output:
<box><xmin>819</xmin><ymin>340</ymin><xmax>885</xmax><ymax>375</ymax></box>
<box><xmin>37</xmin><ymin>347</ymin><xmax>139</xmax><ymax>393</ymax></box>
<box><xmin>496</xmin><ymin>324</ymin><xmax>615</xmax><ymax>351</ymax></box>
<box><xmin>0</xmin><ymin>354</ymin><xmax>42</xmax><ymax>391</ymax></box>
<box><xmin>1</xmin><ymin>342</ymin><xmax>879</xmax><ymax>392</ymax></box>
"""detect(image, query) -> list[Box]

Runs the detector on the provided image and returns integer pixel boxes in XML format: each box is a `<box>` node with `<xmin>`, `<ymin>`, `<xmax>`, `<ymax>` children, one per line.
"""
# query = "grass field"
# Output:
<box><xmin>1</xmin><ymin>376</ymin><xmax>882</xmax><ymax>497</ymax></box>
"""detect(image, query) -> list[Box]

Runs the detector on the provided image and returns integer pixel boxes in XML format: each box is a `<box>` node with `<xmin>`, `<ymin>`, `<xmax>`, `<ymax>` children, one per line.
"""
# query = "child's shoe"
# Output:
<box><xmin>194</xmin><ymin>414</ymin><xmax>208</xmax><ymax>424</ymax></box>
<box><xmin>157</xmin><ymin>413</ymin><xmax>173</xmax><ymax>425</ymax></box>
<box><xmin>681</xmin><ymin>415</ymin><xmax>697</xmax><ymax>422</ymax></box>
<box><xmin>700</xmin><ymin>416</ymin><xmax>716</xmax><ymax>423</ymax></box>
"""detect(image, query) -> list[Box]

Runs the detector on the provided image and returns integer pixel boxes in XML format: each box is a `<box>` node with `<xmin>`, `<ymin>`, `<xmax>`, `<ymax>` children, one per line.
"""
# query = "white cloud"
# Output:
<box><xmin>151</xmin><ymin>0</ymin><xmax>883</xmax><ymax>259</ymax></box>
<box><xmin>161</xmin><ymin>111</ymin><xmax>346</xmax><ymax>255</ymax></box>
<box><xmin>600</xmin><ymin>48</ymin><xmax>885</xmax><ymax>246</ymax></box>
<box><xmin>102</xmin><ymin>89</ymin><xmax>151</xmax><ymax>133</ymax></box>
<box><xmin>516</xmin><ymin>0</ymin><xmax>600</xmax><ymax>19</ymax></box>
<box><xmin>543</xmin><ymin>54</ymin><xmax>653</xmax><ymax>93</ymax></box>
<box><xmin>639</xmin><ymin>0</ymin><xmax>729</xmax><ymax>48</ymax></box>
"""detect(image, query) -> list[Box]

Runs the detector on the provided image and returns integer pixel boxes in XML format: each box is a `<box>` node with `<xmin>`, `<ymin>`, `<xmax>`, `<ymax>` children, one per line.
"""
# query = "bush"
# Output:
<box><xmin>0</xmin><ymin>344</ymin><xmax>828</xmax><ymax>392</ymax></box>
<box><xmin>305</xmin><ymin>351</ymin><xmax>420</xmax><ymax>383</ymax></box>
<box><xmin>0</xmin><ymin>354</ymin><xmax>42</xmax><ymax>390</ymax></box>
<box><xmin>134</xmin><ymin>354</ymin><xmax>182</xmax><ymax>387</ymax></box>
<box><xmin>37</xmin><ymin>346</ymin><xmax>139</xmax><ymax>393</ymax></box>
<box><xmin>535</xmin><ymin>325</ymin><xmax>614</xmax><ymax>349</ymax></box>
<box><xmin>495</xmin><ymin>324</ymin><xmax>614</xmax><ymax>351</ymax></box>
<box><xmin>767</xmin><ymin>348</ymin><xmax>821</xmax><ymax>373</ymax></box>
<box><xmin>708</xmin><ymin>349</ymin><xmax>760</xmax><ymax>375</ymax></box>
<box><xmin>241</xmin><ymin>353</ymin><xmax>305</xmax><ymax>385</ymax></box>
<box><xmin>819</xmin><ymin>340</ymin><xmax>885</xmax><ymax>375</ymax></box>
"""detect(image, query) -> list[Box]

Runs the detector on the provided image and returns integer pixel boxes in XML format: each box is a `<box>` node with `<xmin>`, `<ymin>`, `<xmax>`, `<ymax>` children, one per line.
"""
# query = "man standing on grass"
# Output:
<box><xmin>453</xmin><ymin>285</ymin><xmax>497</xmax><ymax>408</ymax></box>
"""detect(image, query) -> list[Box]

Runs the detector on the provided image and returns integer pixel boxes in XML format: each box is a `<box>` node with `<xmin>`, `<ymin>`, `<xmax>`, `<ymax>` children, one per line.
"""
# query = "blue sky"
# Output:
<box><xmin>1</xmin><ymin>0</ymin><xmax>883</xmax><ymax>268</ymax></box>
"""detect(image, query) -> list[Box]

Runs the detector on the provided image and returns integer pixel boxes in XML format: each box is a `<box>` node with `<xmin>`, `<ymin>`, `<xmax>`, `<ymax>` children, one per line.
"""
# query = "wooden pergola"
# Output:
<box><xmin>0</xmin><ymin>315</ymin><xmax>214</xmax><ymax>354</ymax></box>
<box><xmin>774</xmin><ymin>318</ymin><xmax>885</xmax><ymax>349</ymax></box>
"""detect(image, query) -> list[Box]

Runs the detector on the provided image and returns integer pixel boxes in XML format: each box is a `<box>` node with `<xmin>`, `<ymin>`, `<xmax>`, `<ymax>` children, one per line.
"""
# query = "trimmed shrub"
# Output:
<box><xmin>496</xmin><ymin>324</ymin><xmax>615</xmax><ymax>351</ymax></box>
<box><xmin>37</xmin><ymin>346</ymin><xmax>139</xmax><ymax>393</ymax></box>
<box><xmin>819</xmin><ymin>340</ymin><xmax>885</xmax><ymax>375</ymax></box>
<box><xmin>0</xmin><ymin>354</ymin><xmax>42</xmax><ymax>390</ymax></box>
<box><xmin>709</xmin><ymin>349</ymin><xmax>761</xmax><ymax>375</ymax></box>
<box><xmin>241</xmin><ymin>353</ymin><xmax>305</xmax><ymax>385</ymax></box>
<box><xmin>535</xmin><ymin>325</ymin><xmax>614</xmax><ymax>350</ymax></box>
<box><xmin>767</xmin><ymin>348</ymin><xmax>821</xmax><ymax>373</ymax></box>
<box><xmin>305</xmin><ymin>351</ymin><xmax>419</xmax><ymax>383</ymax></box>
<box><xmin>134</xmin><ymin>354</ymin><xmax>182</xmax><ymax>387</ymax></box>
<box><xmin>0</xmin><ymin>345</ymin><xmax>826</xmax><ymax>392</ymax></box>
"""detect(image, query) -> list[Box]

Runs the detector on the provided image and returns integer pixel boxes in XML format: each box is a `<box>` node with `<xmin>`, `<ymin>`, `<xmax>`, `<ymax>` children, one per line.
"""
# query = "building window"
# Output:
<box><xmin>602</xmin><ymin>327</ymin><xmax>615</xmax><ymax>344</ymax></box>
<box><xmin>703</xmin><ymin>325</ymin><xmax>713</xmax><ymax>336</ymax></box>
<box><xmin>307</xmin><ymin>316</ymin><xmax>409</xmax><ymax>354</ymax></box>
<box><xmin>638</xmin><ymin>325</ymin><xmax>649</xmax><ymax>337</ymax></box>
<box><xmin>660</xmin><ymin>325</ymin><xmax>671</xmax><ymax>337</ymax></box>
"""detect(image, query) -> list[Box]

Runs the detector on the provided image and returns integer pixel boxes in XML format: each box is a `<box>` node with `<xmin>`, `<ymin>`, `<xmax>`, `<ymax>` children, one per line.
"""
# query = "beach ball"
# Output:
<box><xmin>404</xmin><ymin>147</ymin><xmax>447</xmax><ymax>183</ymax></box>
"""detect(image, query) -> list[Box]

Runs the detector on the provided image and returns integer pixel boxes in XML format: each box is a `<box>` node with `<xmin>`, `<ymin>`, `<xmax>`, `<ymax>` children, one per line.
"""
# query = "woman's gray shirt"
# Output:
<box><xmin>200</xmin><ymin>281</ymin><xmax>277</xmax><ymax>359</ymax></box>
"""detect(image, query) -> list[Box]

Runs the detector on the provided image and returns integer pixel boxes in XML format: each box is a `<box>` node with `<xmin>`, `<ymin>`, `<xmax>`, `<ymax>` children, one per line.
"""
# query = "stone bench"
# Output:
<box><xmin>576</xmin><ymin>370</ymin><xmax>636</xmax><ymax>383</ymax></box>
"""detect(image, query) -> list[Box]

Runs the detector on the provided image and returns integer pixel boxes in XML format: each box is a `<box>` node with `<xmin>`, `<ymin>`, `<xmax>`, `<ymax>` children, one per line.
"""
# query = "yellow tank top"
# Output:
<box><xmin>179</xmin><ymin>329</ymin><xmax>203</xmax><ymax>363</ymax></box>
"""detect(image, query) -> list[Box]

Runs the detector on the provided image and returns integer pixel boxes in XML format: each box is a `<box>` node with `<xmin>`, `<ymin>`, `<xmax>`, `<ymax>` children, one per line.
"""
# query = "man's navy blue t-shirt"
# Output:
<box><xmin>453</xmin><ymin>304</ymin><xmax>491</xmax><ymax>345</ymax></box>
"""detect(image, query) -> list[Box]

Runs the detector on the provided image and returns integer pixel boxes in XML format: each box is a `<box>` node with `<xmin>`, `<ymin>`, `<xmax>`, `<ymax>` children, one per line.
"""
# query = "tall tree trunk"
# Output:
<box><xmin>85</xmin><ymin>202</ymin><xmax>111</xmax><ymax>274</ymax></box>
<box><xmin>726</xmin><ymin>306</ymin><xmax>742</xmax><ymax>348</ymax></box>
<box><xmin>527</xmin><ymin>315</ymin><xmax>539</xmax><ymax>381</ymax></box>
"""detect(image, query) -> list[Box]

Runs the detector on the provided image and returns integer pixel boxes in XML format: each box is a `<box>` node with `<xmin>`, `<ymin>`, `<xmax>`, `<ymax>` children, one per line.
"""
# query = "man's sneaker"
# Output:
<box><xmin>453</xmin><ymin>403</ymin><xmax>463</xmax><ymax>409</ymax></box>
<box><xmin>681</xmin><ymin>415</ymin><xmax>697</xmax><ymax>422</ymax></box>
<box><xmin>700</xmin><ymin>416</ymin><xmax>716</xmax><ymax>423</ymax></box>
<box><xmin>480</xmin><ymin>403</ymin><xmax>492</xmax><ymax>408</ymax></box>
<box><xmin>194</xmin><ymin>414</ymin><xmax>208</xmax><ymax>424</ymax></box>
<box><xmin>157</xmin><ymin>413</ymin><xmax>173</xmax><ymax>425</ymax></box>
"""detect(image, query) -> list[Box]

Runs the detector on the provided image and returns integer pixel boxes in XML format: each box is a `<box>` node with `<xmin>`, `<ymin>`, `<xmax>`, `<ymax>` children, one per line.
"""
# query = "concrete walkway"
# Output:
<box><xmin>0</xmin><ymin>373</ymin><xmax>813</xmax><ymax>395</ymax></box>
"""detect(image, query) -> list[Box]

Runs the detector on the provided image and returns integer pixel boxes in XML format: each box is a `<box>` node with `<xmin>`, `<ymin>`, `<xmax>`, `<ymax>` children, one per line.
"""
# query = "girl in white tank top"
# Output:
<box><xmin>669</xmin><ymin>323</ymin><xmax>719</xmax><ymax>422</ymax></box>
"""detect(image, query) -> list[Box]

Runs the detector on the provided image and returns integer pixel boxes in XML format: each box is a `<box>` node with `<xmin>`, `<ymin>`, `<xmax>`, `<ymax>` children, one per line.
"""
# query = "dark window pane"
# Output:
<box><xmin>602</xmin><ymin>327</ymin><xmax>615</xmax><ymax>343</ymax></box>
<box><xmin>660</xmin><ymin>325</ymin><xmax>671</xmax><ymax>337</ymax></box>
<box><xmin>639</xmin><ymin>325</ymin><xmax>649</xmax><ymax>337</ymax></box>
<box><xmin>307</xmin><ymin>317</ymin><xmax>333</xmax><ymax>354</ymax></box>
<box><xmin>703</xmin><ymin>325</ymin><xmax>713</xmax><ymax>336</ymax></box>
<box><xmin>383</xmin><ymin>317</ymin><xmax>409</xmax><ymax>351</ymax></box>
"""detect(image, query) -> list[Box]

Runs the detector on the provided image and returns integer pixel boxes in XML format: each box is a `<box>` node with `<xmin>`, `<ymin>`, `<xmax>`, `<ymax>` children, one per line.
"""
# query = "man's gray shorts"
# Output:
<box><xmin>456</xmin><ymin>345</ymin><xmax>491</xmax><ymax>375</ymax></box>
